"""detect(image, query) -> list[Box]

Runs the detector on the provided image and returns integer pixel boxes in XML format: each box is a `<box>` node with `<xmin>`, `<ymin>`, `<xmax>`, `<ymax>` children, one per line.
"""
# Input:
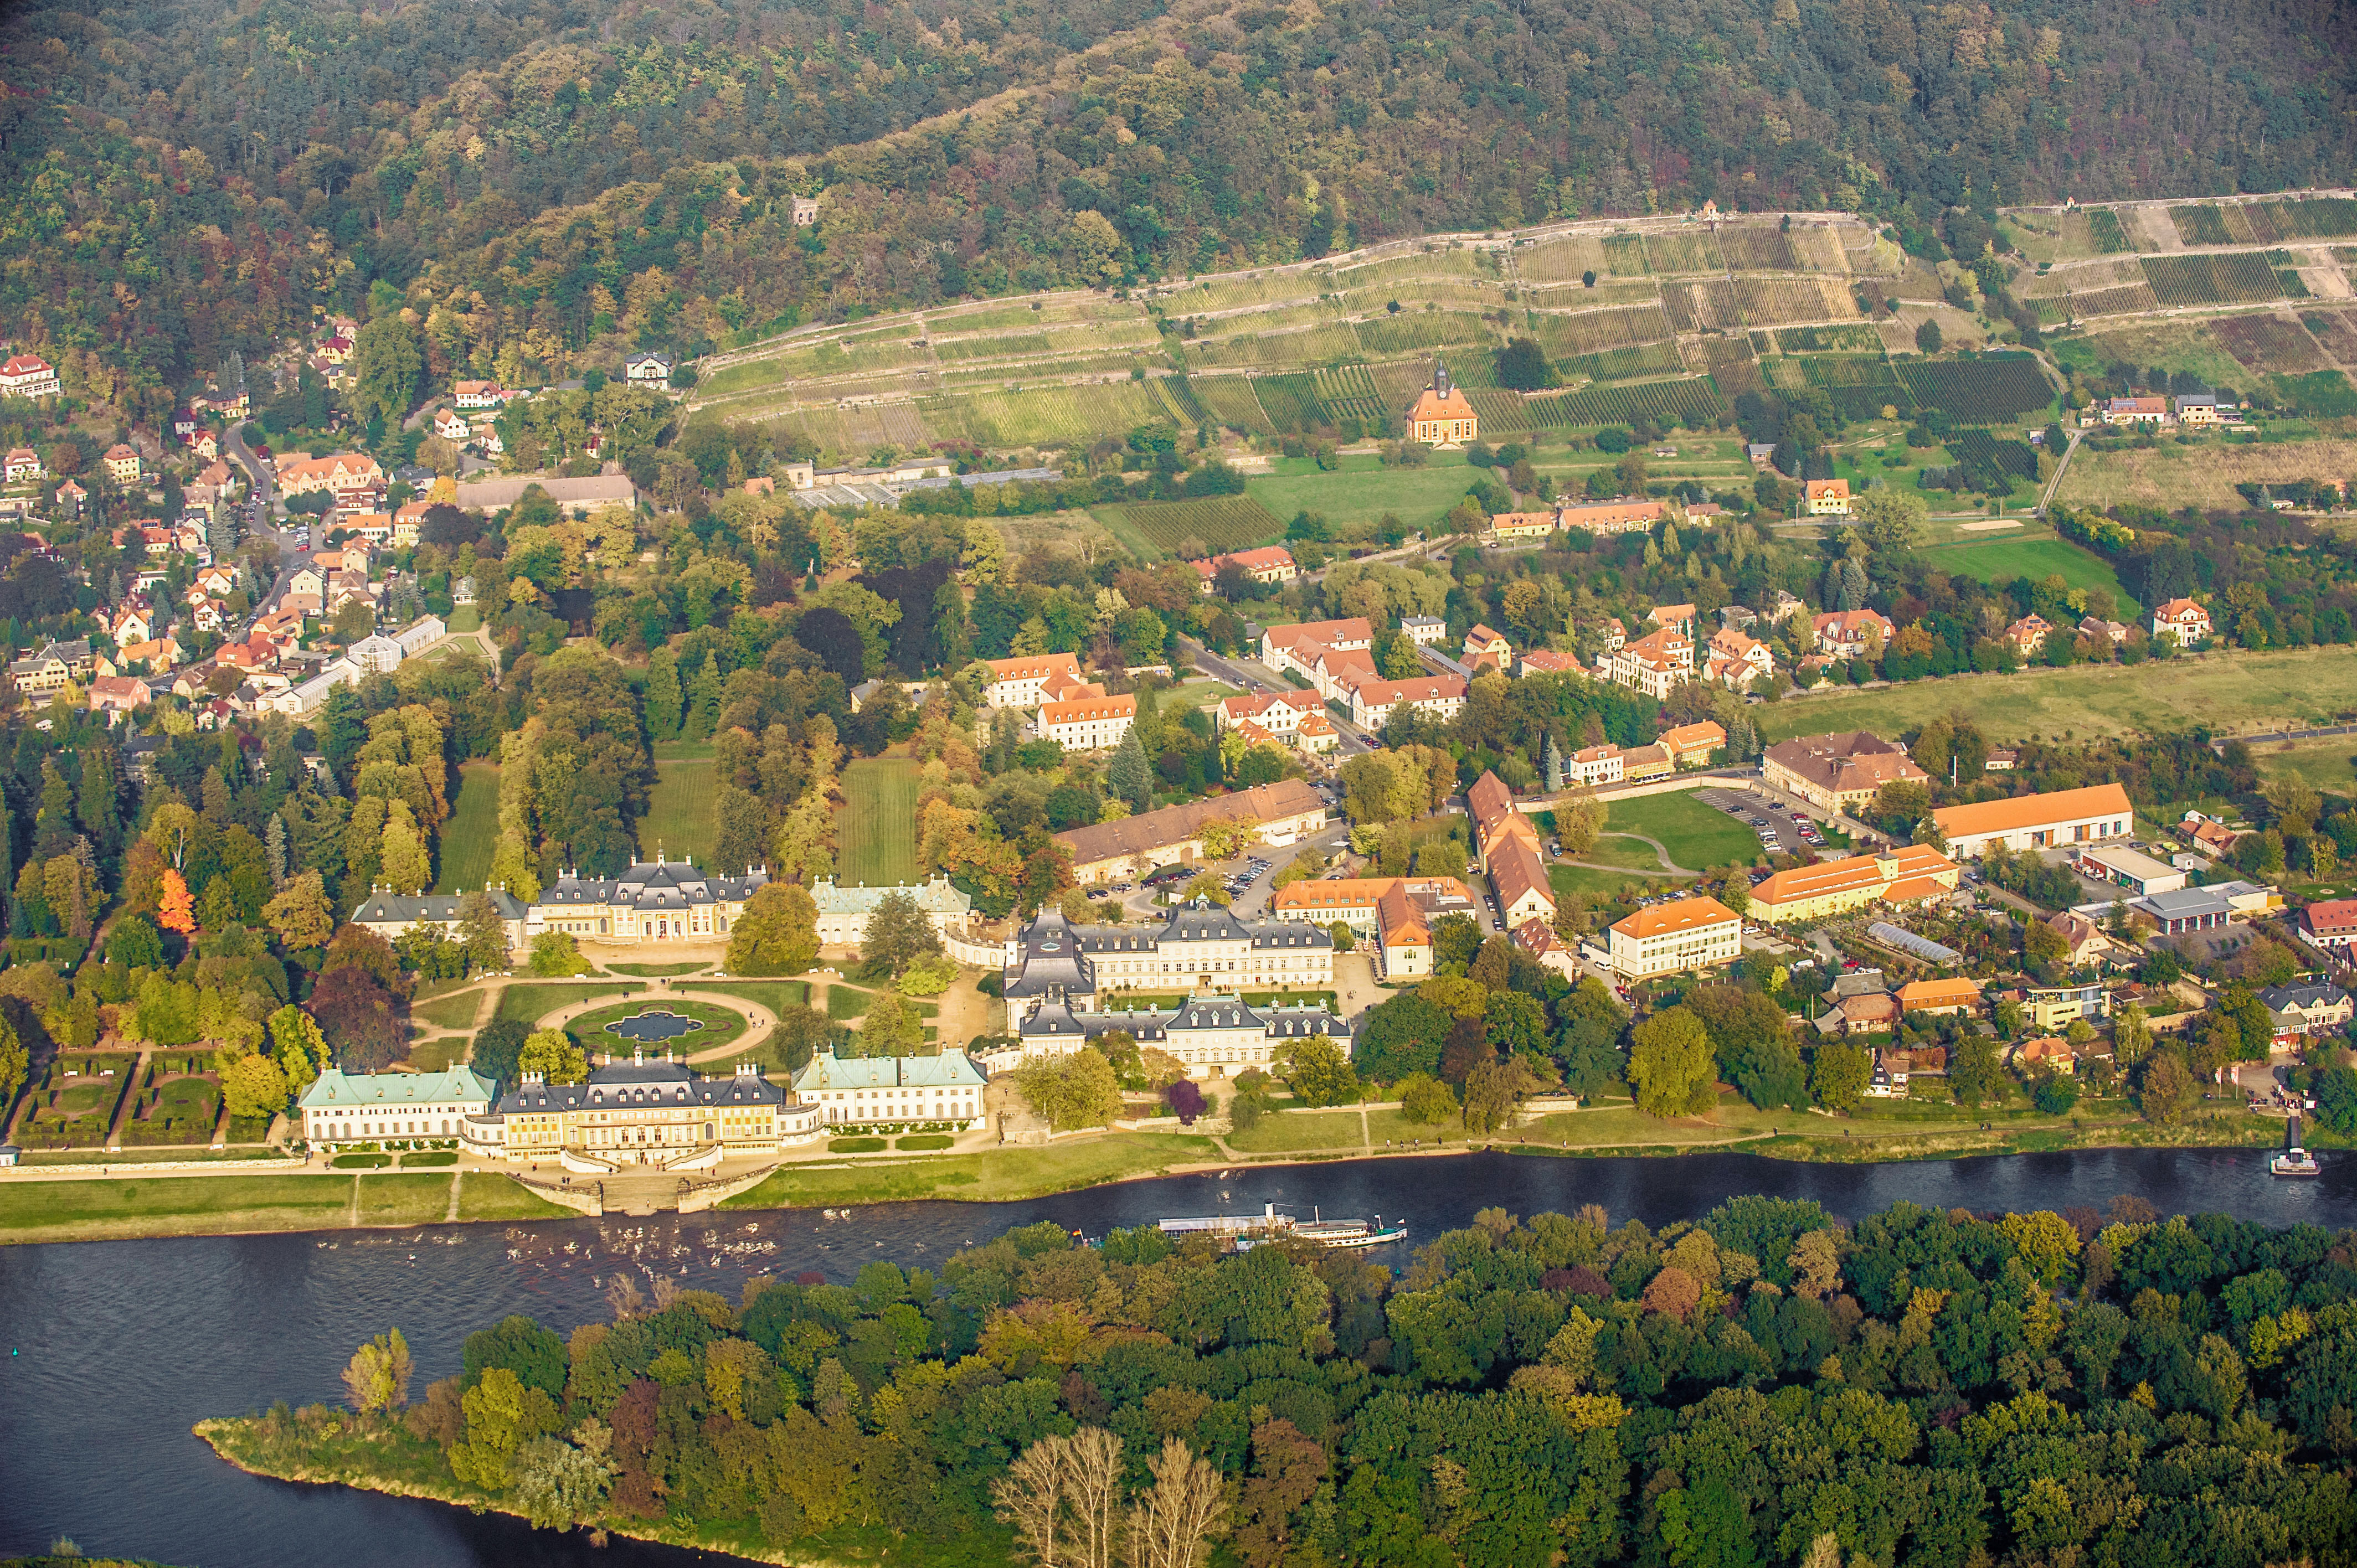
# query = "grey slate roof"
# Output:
<box><xmin>353</xmin><ymin>888</ymin><xmax>527</xmax><ymax>925</ymax></box>
<box><xmin>538</xmin><ymin>859</ymin><xmax>768</xmax><ymax>910</ymax></box>
<box><xmin>492</xmin><ymin>1058</ymin><xmax>784</xmax><ymax>1115</ymax></box>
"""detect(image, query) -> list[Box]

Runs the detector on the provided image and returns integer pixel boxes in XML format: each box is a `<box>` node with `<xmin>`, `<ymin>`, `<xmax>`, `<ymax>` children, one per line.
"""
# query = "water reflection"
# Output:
<box><xmin>2</xmin><ymin>1147</ymin><xmax>2349</xmax><ymax>1566</ymax></box>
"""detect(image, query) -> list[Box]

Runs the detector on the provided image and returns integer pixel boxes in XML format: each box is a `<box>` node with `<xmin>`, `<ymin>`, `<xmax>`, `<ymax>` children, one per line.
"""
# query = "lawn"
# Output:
<box><xmin>1603</xmin><ymin>792</ymin><xmax>1764</xmax><ymax>871</ymax></box>
<box><xmin>433</xmin><ymin>762</ymin><xmax>501</xmax><ymax>894</ymax></box>
<box><xmin>1162</xmin><ymin>681</ymin><xmax>1241</xmax><ymax>711</ymax></box>
<box><xmin>702</xmin><ymin>980</ymin><xmax>815</xmax><ymax>1014</ymax></box>
<box><xmin>1223</xmin><ymin>1108</ymin><xmax>1369</xmax><ymax>1153</ymax></box>
<box><xmin>840</xmin><ymin>757</ymin><xmax>922</xmax><ymax>884</ymax></box>
<box><xmin>640</xmin><ymin>751</ymin><xmax>716</xmax><ymax>868</ymax></box>
<box><xmin>1550</xmin><ymin>864</ymin><xmax>1659</xmax><ymax>902</ymax></box>
<box><xmin>446</xmin><ymin>605</ymin><xmax>482</xmax><ymax>633</ymax></box>
<box><xmin>1912</xmin><ymin>530</ymin><xmax>2130</xmax><ymax>606</ymax></box>
<box><xmin>1762</xmin><ymin>644</ymin><xmax>2357</xmax><ymax>745</ymax></box>
<box><xmin>825</xmin><ymin>984</ymin><xmax>938</xmax><ymax>1022</ymax></box>
<box><xmin>493</xmin><ymin>981</ymin><xmax>640</xmax><ymax>1027</ymax></box>
<box><xmin>0</xmin><ymin>1171</ymin><xmax>564</xmax><ymax>1244</ymax></box>
<box><xmin>1245</xmin><ymin>451</ymin><xmax>1480</xmax><ymax>532</ymax></box>
<box><xmin>720</xmin><ymin>1133</ymin><xmax>1224</xmax><ymax>1207</ymax></box>
<box><xmin>405</xmin><ymin>1036</ymin><xmax>469</xmax><ymax>1072</ymax></box>
<box><xmin>413</xmin><ymin>993</ymin><xmax>483</xmax><ymax>1030</ymax></box>
<box><xmin>564</xmin><ymin>998</ymin><xmax>750</xmax><ymax>1056</ymax></box>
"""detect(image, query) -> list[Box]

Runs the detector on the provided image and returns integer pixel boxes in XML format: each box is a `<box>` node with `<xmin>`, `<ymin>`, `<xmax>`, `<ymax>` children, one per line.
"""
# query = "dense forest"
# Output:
<box><xmin>5</xmin><ymin>0</ymin><xmax>2356</xmax><ymax>412</ymax></box>
<box><xmin>219</xmin><ymin>1198</ymin><xmax>2357</xmax><ymax>1568</ymax></box>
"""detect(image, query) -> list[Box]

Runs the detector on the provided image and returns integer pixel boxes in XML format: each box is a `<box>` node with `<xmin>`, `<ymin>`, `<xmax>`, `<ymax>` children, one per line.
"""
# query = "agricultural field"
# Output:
<box><xmin>840</xmin><ymin>757</ymin><xmax>922</xmax><ymax>885</ymax></box>
<box><xmin>1762</xmin><ymin>644</ymin><xmax>2357</xmax><ymax>746</ymax></box>
<box><xmin>2054</xmin><ymin>436</ymin><xmax>2357</xmax><ymax>511</ymax></box>
<box><xmin>1246</xmin><ymin>453</ymin><xmax>1483</xmax><ymax>533</ymax></box>
<box><xmin>2272</xmin><ymin>371</ymin><xmax>2357</xmax><ymax>416</ymax></box>
<box><xmin>2170</xmin><ymin>205</ymin><xmax>2237</xmax><ymax>247</ymax></box>
<box><xmin>1776</xmin><ymin>324</ymin><xmax>1884</xmax><ymax>353</ymax></box>
<box><xmin>2051</xmin><ymin>321</ymin><xmax>2253</xmax><ymax>395</ymax></box>
<box><xmin>2301</xmin><ymin>310</ymin><xmax>2357</xmax><ymax>363</ymax></box>
<box><xmin>2213</xmin><ymin>314</ymin><xmax>2332</xmax><ymax>375</ymax></box>
<box><xmin>2143</xmin><ymin>252</ymin><xmax>2287</xmax><ymax>308</ymax></box>
<box><xmin>1093</xmin><ymin>495</ymin><xmax>1282</xmax><ymax>559</ymax></box>
<box><xmin>1896</xmin><ymin>357</ymin><xmax>2056</xmax><ymax>423</ymax></box>
<box><xmin>433</xmin><ymin>762</ymin><xmax>500</xmax><ymax>894</ymax></box>
<box><xmin>1521</xmin><ymin>378</ymin><xmax>1726</xmax><ymax>430</ymax></box>
<box><xmin>640</xmin><ymin>744</ymin><xmax>716</xmax><ymax>868</ymax></box>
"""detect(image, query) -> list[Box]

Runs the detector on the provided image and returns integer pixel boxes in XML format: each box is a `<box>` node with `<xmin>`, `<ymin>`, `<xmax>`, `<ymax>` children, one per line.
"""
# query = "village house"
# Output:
<box><xmin>1608</xmin><ymin>896</ymin><xmax>1743</xmax><ymax>982</ymax></box>
<box><xmin>2174</xmin><ymin>392</ymin><xmax>2221</xmax><ymax>425</ymax></box>
<box><xmin>1657</xmin><ymin>721</ymin><xmax>1727</xmax><ymax>768</ymax></box>
<box><xmin>1218</xmin><ymin>690</ymin><xmax>1319</xmax><ymax>740</ymax></box>
<box><xmin>1804</xmin><ymin>478</ymin><xmax>1853</xmax><ymax>516</ymax></box>
<box><xmin>2300</xmin><ymin>898</ymin><xmax>2357</xmax><ymax>957</ymax></box>
<box><xmin>1557</xmin><ymin>496</ymin><xmax>1666</xmax><ymax>535</ymax></box>
<box><xmin>9</xmin><ymin>638</ymin><xmax>91</xmax><ymax>695</ymax></box>
<box><xmin>1463</xmin><ymin>625</ymin><xmax>1512</xmax><ymax>670</ymax></box>
<box><xmin>1566</xmin><ymin>744</ymin><xmax>1625</xmax><ymax>787</ymax></box>
<box><xmin>1190</xmin><ymin>545</ymin><xmax>1298</xmax><ymax>592</ymax></box>
<box><xmin>1813</xmin><ymin>608</ymin><xmax>1896</xmax><ymax>660</ymax></box>
<box><xmin>979</xmin><ymin>652</ymin><xmax>1097</xmax><ymax>710</ymax></box>
<box><xmin>103</xmin><ymin>444</ymin><xmax>141</xmax><ymax>484</ymax></box>
<box><xmin>0</xmin><ymin>354</ymin><xmax>61</xmax><ymax>399</ymax></box>
<box><xmin>1598</xmin><ymin>626</ymin><xmax>1694</xmax><ymax>699</ymax></box>
<box><xmin>3</xmin><ymin>447</ymin><xmax>40</xmax><ymax>482</ymax></box>
<box><xmin>2152</xmin><ymin>598</ymin><xmax>2211</xmax><ymax>645</ymax></box>
<box><xmin>1896</xmin><ymin>977</ymin><xmax>1982</xmax><ymax>1018</ymax></box>
<box><xmin>1350</xmin><ymin>674</ymin><xmax>1468</xmax><ymax>731</ymax></box>
<box><xmin>1704</xmin><ymin>626</ymin><xmax>1774</xmax><ymax>689</ymax></box>
<box><xmin>1404</xmin><ymin>362</ymin><xmax>1478</xmax><ymax>447</ymax></box>
<box><xmin>625</xmin><ymin>351</ymin><xmax>676</xmax><ymax>386</ymax></box>
<box><xmin>2004</xmin><ymin>614</ymin><xmax>2054</xmax><ymax>659</ymax></box>
<box><xmin>1516</xmin><ymin>648</ymin><xmax>1583</xmax><ymax>678</ymax></box>
<box><xmin>2258</xmin><ymin>983</ymin><xmax>2355</xmax><ymax>1045</ymax></box>
<box><xmin>2102</xmin><ymin>395</ymin><xmax>2170</xmax><ymax>425</ymax></box>
<box><xmin>1401</xmin><ymin>616</ymin><xmax>1448</xmax><ymax>646</ymax></box>
<box><xmin>431</xmin><ymin>408</ymin><xmax>470</xmax><ymax>441</ymax></box>
<box><xmin>276</xmin><ymin>452</ymin><xmax>385</xmax><ymax>500</ymax></box>
<box><xmin>452</xmin><ymin>380</ymin><xmax>510</xmax><ymax>411</ymax></box>
<box><xmin>1484</xmin><ymin>510</ymin><xmax>1558</xmax><ymax>544</ymax></box>
<box><xmin>1038</xmin><ymin>693</ymin><xmax>1137</xmax><ymax>751</ymax></box>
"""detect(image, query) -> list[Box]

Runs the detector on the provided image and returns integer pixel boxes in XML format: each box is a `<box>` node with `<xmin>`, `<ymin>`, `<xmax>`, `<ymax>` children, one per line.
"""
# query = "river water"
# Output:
<box><xmin>4</xmin><ymin>1147</ymin><xmax>2355</xmax><ymax>1567</ymax></box>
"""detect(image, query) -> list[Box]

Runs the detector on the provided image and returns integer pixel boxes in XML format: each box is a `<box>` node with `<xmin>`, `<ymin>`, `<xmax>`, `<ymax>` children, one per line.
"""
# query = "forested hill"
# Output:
<box><xmin>5</xmin><ymin>0</ymin><xmax>2356</xmax><ymax>414</ymax></box>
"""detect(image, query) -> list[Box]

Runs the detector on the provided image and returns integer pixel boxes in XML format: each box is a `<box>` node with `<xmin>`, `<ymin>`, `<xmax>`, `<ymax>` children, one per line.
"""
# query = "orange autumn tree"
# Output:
<box><xmin>157</xmin><ymin>868</ymin><xmax>197</xmax><ymax>935</ymax></box>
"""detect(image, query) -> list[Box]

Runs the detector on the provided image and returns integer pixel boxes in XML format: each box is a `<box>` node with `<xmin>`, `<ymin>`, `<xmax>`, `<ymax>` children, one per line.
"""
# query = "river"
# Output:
<box><xmin>3</xmin><ymin>1146</ymin><xmax>2353</xmax><ymax>1567</ymax></box>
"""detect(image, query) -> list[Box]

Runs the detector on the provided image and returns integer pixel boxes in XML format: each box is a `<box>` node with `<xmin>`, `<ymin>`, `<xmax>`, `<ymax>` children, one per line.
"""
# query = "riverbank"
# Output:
<box><xmin>0</xmin><ymin>1098</ymin><xmax>2294</xmax><ymax>1245</ymax></box>
<box><xmin>195</xmin><ymin>1414</ymin><xmax>995</xmax><ymax>1568</ymax></box>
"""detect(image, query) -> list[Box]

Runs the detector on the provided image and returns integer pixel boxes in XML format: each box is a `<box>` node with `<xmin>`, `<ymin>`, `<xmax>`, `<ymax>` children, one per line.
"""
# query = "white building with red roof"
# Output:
<box><xmin>1190</xmin><ymin>545</ymin><xmax>1297</xmax><ymax>593</ymax></box>
<box><xmin>0</xmin><ymin>355</ymin><xmax>60</xmax><ymax>399</ymax></box>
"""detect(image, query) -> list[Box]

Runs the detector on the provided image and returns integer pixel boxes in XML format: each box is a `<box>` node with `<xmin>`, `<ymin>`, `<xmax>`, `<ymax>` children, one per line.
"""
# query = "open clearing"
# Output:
<box><xmin>2254</xmin><ymin>737</ymin><xmax>2357</xmax><ymax>795</ymax></box>
<box><xmin>0</xmin><ymin>1173</ymin><xmax>568</xmax><ymax>1244</ymax></box>
<box><xmin>1602</xmin><ymin>792</ymin><xmax>1764</xmax><ymax>870</ymax></box>
<box><xmin>434</xmin><ymin>762</ymin><xmax>500</xmax><ymax>894</ymax></box>
<box><xmin>1912</xmin><ymin>530</ymin><xmax>2130</xmax><ymax>604</ymax></box>
<box><xmin>840</xmin><ymin>758</ymin><xmax>922</xmax><ymax>884</ymax></box>
<box><xmin>640</xmin><ymin>745</ymin><xmax>717</xmax><ymax>867</ymax></box>
<box><xmin>2055</xmin><ymin>436</ymin><xmax>2357</xmax><ymax>511</ymax></box>
<box><xmin>1764</xmin><ymin>646</ymin><xmax>2357</xmax><ymax>744</ymax></box>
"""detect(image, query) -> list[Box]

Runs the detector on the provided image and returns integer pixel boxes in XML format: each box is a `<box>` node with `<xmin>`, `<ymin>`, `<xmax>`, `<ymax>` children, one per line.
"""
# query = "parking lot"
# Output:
<box><xmin>1694</xmin><ymin>788</ymin><xmax>1829</xmax><ymax>857</ymax></box>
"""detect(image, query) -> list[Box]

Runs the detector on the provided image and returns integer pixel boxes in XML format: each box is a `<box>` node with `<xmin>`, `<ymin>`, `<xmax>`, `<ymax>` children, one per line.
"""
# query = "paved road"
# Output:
<box><xmin>2220</xmin><ymin>724</ymin><xmax>2357</xmax><ymax>748</ymax></box>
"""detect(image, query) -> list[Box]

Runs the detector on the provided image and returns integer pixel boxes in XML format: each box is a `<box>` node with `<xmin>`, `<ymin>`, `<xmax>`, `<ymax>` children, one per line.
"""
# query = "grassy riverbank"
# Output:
<box><xmin>0</xmin><ymin>1172</ymin><xmax>572</xmax><ymax>1245</ymax></box>
<box><xmin>195</xmin><ymin>1412</ymin><xmax>1008</xmax><ymax>1567</ymax></box>
<box><xmin>719</xmin><ymin>1132</ymin><xmax>1224</xmax><ymax>1208</ymax></box>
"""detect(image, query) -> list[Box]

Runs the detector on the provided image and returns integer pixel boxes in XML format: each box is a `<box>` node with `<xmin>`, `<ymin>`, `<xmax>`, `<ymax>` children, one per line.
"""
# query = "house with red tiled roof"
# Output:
<box><xmin>1804</xmin><ymin>478</ymin><xmax>1852</xmax><ymax>516</ymax></box>
<box><xmin>0</xmin><ymin>354</ymin><xmax>60</xmax><ymax>398</ymax></box>
<box><xmin>1190</xmin><ymin>545</ymin><xmax>1297</xmax><ymax>592</ymax></box>
<box><xmin>2152</xmin><ymin>598</ymin><xmax>2211</xmax><ymax>646</ymax></box>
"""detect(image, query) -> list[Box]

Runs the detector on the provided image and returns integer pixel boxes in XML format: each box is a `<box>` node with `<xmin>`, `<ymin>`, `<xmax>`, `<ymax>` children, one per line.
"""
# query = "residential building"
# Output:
<box><xmin>301</xmin><ymin>1066</ymin><xmax>498</xmax><ymax>1150</ymax></box>
<box><xmin>791</xmin><ymin>1047</ymin><xmax>987</xmax><ymax>1127</ymax></box>
<box><xmin>104</xmin><ymin>444</ymin><xmax>141</xmax><ymax>484</ymax></box>
<box><xmin>452</xmin><ymin>380</ymin><xmax>509</xmax><ymax>410</ymax></box>
<box><xmin>1260</xmin><ymin>618</ymin><xmax>1375</xmax><ymax>687</ymax></box>
<box><xmin>2257</xmin><ymin>983</ymin><xmax>2354</xmax><ymax>1044</ymax></box>
<box><xmin>277</xmin><ymin>452</ymin><xmax>385</xmax><ymax>499</ymax></box>
<box><xmin>1405</xmin><ymin>362</ymin><xmax>1478</xmax><ymax>447</ymax></box>
<box><xmin>1813</xmin><ymin>608</ymin><xmax>1896</xmax><ymax>659</ymax></box>
<box><xmin>1619</xmin><ymin>744</ymin><xmax>1674</xmax><ymax>782</ymax></box>
<box><xmin>1704</xmin><ymin>627</ymin><xmax>1773</xmax><ymax>689</ymax></box>
<box><xmin>1011</xmin><ymin>992</ymin><xmax>1346</xmax><ymax>1080</ymax></box>
<box><xmin>1349</xmin><ymin>673</ymin><xmax>1466</xmax><ymax>731</ymax></box>
<box><xmin>2152</xmin><ymin>598</ymin><xmax>2211</xmax><ymax>645</ymax></box>
<box><xmin>4</xmin><ymin>447</ymin><xmax>41</xmax><ymax>482</ymax></box>
<box><xmin>1191</xmin><ymin>545</ymin><xmax>1298</xmax><ymax>592</ymax></box>
<box><xmin>2103</xmin><ymin>395</ymin><xmax>2170</xmax><ymax>424</ymax></box>
<box><xmin>1517</xmin><ymin>648</ymin><xmax>1583</xmax><ymax>678</ymax></box>
<box><xmin>2026</xmin><ymin>984</ymin><xmax>2108</xmax><ymax>1031</ymax></box>
<box><xmin>1748</xmin><ymin>844</ymin><xmax>1959</xmax><ymax>924</ymax></box>
<box><xmin>526</xmin><ymin>857</ymin><xmax>769</xmax><ymax>944</ymax></box>
<box><xmin>808</xmin><ymin>875</ymin><xmax>975</xmax><ymax>948</ymax></box>
<box><xmin>1005</xmin><ymin>904</ymin><xmax>1336</xmax><ymax>1006</ymax></box>
<box><xmin>1896</xmin><ymin>978</ymin><xmax>1982</xmax><ymax>1017</ymax></box>
<box><xmin>981</xmin><ymin>652</ymin><xmax>1094</xmax><ymax>710</ymax></box>
<box><xmin>1039</xmin><ymin>693</ymin><xmax>1137</xmax><ymax>751</ymax></box>
<box><xmin>8</xmin><ymin>638</ymin><xmax>91</xmax><ymax>695</ymax></box>
<box><xmin>1804</xmin><ymin>478</ymin><xmax>1853</xmax><ymax>515</ymax></box>
<box><xmin>2174</xmin><ymin>393</ymin><xmax>2220</xmax><ymax>425</ymax></box>
<box><xmin>2046</xmin><ymin>911</ymin><xmax>2116</xmax><ymax>967</ymax></box>
<box><xmin>1598</xmin><ymin>626</ymin><xmax>1693</xmax><ymax>699</ymax></box>
<box><xmin>2080</xmin><ymin>616</ymin><xmax>2130</xmax><ymax>645</ymax></box>
<box><xmin>1931</xmin><ymin>783</ymin><xmax>2133</xmax><ymax>858</ymax></box>
<box><xmin>1489</xmin><ymin>834</ymin><xmax>1555</xmax><ymax>927</ymax></box>
<box><xmin>1658</xmin><ymin>721</ymin><xmax>1726</xmax><ymax>768</ymax></box>
<box><xmin>1401</xmin><ymin>616</ymin><xmax>1448</xmax><ymax>646</ymax></box>
<box><xmin>1217</xmin><ymin>690</ymin><xmax>1318</xmax><ymax>740</ymax></box>
<box><xmin>2013</xmin><ymin>1037</ymin><xmax>2076</xmax><ymax>1075</ymax></box>
<box><xmin>86</xmin><ymin>675</ymin><xmax>151</xmax><ymax>723</ymax></box>
<box><xmin>1566</xmin><ymin>744</ymin><xmax>1624</xmax><ymax>786</ymax></box>
<box><xmin>1763</xmin><ymin>732</ymin><xmax>1928</xmax><ymax>814</ymax></box>
<box><xmin>626</xmin><ymin>351</ymin><xmax>676</xmax><ymax>385</ymax></box>
<box><xmin>1556</xmin><ymin>497</ymin><xmax>1665</xmax><ymax>534</ymax></box>
<box><xmin>1649</xmin><ymin>603</ymin><xmax>1698</xmax><ymax>637</ymax></box>
<box><xmin>1511</xmin><ymin>917</ymin><xmax>1581</xmax><ymax>982</ymax></box>
<box><xmin>1056</xmin><ymin>780</ymin><xmax>1329</xmax><ymax>884</ymax></box>
<box><xmin>464</xmin><ymin>1057</ymin><xmax>820</xmax><ymax>1168</ymax></box>
<box><xmin>2300</xmin><ymin>898</ymin><xmax>2357</xmax><ymax>956</ymax></box>
<box><xmin>431</xmin><ymin>407</ymin><xmax>470</xmax><ymax>440</ymax></box>
<box><xmin>1295</xmin><ymin>711</ymin><xmax>1340</xmax><ymax>754</ymax></box>
<box><xmin>1829</xmin><ymin>991</ymin><xmax>1901</xmax><ymax>1035</ymax></box>
<box><xmin>2072</xmin><ymin>843</ymin><xmax>2186</xmax><ymax>896</ymax></box>
<box><xmin>1272</xmin><ymin>875</ymin><xmax>1478</xmax><ymax>979</ymax></box>
<box><xmin>0</xmin><ymin>354</ymin><xmax>60</xmax><ymax>399</ymax></box>
<box><xmin>1463</xmin><ymin>625</ymin><xmax>1512</xmax><ymax>670</ymax></box>
<box><xmin>2004</xmin><ymin>614</ymin><xmax>2055</xmax><ymax>659</ymax></box>
<box><xmin>1485</xmin><ymin>510</ymin><xmax>1558</xmax><ymax>544</ymax></box>
<box><xmin>350</xmin><ymin>885</ymin><xmax>532</xmax><ymax>954</ymax></box>
<box><xmin>1607</xmin><ymin>896</ymin><xmax>1743</xmax><ymax>981</ymax></box>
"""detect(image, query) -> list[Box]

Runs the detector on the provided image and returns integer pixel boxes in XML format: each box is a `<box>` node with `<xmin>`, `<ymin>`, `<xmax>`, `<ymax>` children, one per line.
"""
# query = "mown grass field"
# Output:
<box><xmin>565</xmin><ymin>998</ymin><xmax>749</xmax><ymax>1056</ymax></box>
<box><xmin>1912</xmin><ymin>529</ymin><xmax>2130</xmax><ymax>604</ymax></box>
<box><xmin>1551</xmin><ymin>864</ymin><xmax>1662</xmax><ymax>901</ymax></box>
<box><xmin>701</xmin><ymin>981</ymin><xmax>814</xmax><ymax>1014</ymax></box>
<box><xmin>720</xmin><ymin>1133</ymin><xmax>1224</xmax><ymax>1207</ymax></box>
<box><xmin>1246</xmin><ymin>452</ymin><xmax>1479</xmax><ymax>532</ymax></box>
<box><xmin>1604</xmin><ymin>792</ymin><xmax>1765</xmax><ymax>870</ymax></box>
<box><xmin>640</xmin><ymin>744</ymin><xmax>716</xmax><ymax>867</ymax></box>
<box><xmin>433</xmin><ymin>762</ymin><xmax>500</xmax><ymax>894</ymax></box>
<box><xmin>0</xmin><ymin>1172</ymin><xmax>569</xmax><ymax>1244</ymax></box>
<box><xmin>1764</xmin><ymin>645</ymin><xmax>2357</xmax><ymax>744</ymax></box>
<box><xmin>840</xmin><ymin>757</ymin><xmax>922</xmax><ymax>884</ymax></box>
<box><xmin>413</xmin><ymin>993</ymin><xmax>483</xmax><ymax>1031</ymax></box>
<box><xmin>493</xmin><ymin>982</ymin><xmax>640</xmax><ymax>1027</ymax></box>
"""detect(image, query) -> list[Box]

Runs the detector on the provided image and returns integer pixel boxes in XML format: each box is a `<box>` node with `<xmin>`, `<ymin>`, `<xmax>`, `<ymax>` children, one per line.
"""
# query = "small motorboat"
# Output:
<box><xmin>2273</xmin><ymin>1115</ymin><xmax>2322</xmax><ymax>1178</ymax></box>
